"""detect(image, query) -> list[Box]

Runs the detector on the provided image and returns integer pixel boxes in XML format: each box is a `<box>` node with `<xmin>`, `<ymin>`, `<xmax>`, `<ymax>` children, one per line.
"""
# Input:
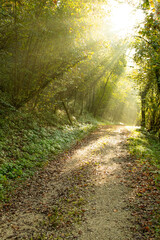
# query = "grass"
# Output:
<box><xmin>128</xmin><ymin>128</ymin><xmax>160</xmax><ymax>238</ymax></box>
<box><xmin>128</xmin><ymin>128</ymin><xmax>160</xmax><ymax>180</ymax></box>
<box><xmin>0</xmin><ymin>112</ymin><xmax>98</xmax><ymax>202</ymax></box>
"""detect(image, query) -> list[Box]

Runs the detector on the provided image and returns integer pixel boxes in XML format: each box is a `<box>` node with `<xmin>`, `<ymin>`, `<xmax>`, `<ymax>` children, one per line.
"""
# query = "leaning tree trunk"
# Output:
<box><xmin>94</xmin><ymin>71</ymin><xmax>113</xmax><ymax>117</ymax></box>
<box><xmin>90</xmin><ymin>87</ymin><xmax>95</xmax><ymax>112</ymax></box>
<box><xmin>80</xmin><ymin>96</ymin><xmax>84</xmax><ymax>116</ymax></box>
<box><xmin>62</xmin><ymin>101</ymin><xmax>73</xmax><ymax>125</ymax></box>
<box><xmin>140</xmin><ymin>81</ymin><xmax>152</xmax><ymax>128</ymax></box>
<box><xmin>141</xmin><ymin>91</ymin><xmax>146</xmax><ymax>128</ymax></box>
<box><xmin>73</xmin><ymin>89</ymin><xmax>77</xmax><ymax>114</ymax></box>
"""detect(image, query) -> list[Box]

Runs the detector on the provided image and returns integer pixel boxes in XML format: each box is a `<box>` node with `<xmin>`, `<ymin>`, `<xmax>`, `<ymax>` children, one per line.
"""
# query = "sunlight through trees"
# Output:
<box><xmin>0</xmin><ymin>0</ymin><xmax>159</xmax><ymax>131</ymax></box>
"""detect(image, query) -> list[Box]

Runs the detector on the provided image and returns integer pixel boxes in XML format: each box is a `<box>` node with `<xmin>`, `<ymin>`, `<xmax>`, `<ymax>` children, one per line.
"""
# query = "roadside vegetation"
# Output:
<box><xmin>127</xmin><ymin>128</ymin><xmax>160</xmax><ymax>239</ymax></box>
<box><xmin>0</xmin><ymin>0</ymin><xmax>160</xmax><ymax>238</ymax></box>
<box><xmin>0</xmin><ymin>0</ymin><xmax>138</xmax><ymax>204</ymax></box>
<box><xmin>0</xmin><ymin>111</ymin><xmax>100</xmax><ymax>202</ymax></box>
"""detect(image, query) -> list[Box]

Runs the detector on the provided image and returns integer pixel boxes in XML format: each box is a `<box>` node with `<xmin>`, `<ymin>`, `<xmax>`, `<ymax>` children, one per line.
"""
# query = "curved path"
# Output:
<box><xmin>0</xmin><ymin>125</ymin><xmax>135</xmax><ymax>239</ymax></box>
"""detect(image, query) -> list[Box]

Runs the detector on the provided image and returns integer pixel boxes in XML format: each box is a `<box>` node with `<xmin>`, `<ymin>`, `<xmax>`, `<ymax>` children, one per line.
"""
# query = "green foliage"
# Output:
<box><xmin>142</xmin><ymin>0</ymin><xmax>150</xmax><ymax>10</ymax></box>
<box><xmin>0</xmin><ymin>112</ymin><xmax>97</xmax><ymax>201</ymax></box>
<box><xmin>0</xmin><ymin>0</ymin><xmax>138</xmax><ymax>127</ymax></box>
<box><xmin>0</xmin><ymin>0</ymin><xmax>143</xmax><ymax>201</ymax></box>
<box><xmin>128</xmin><ymin>128</ymin><xmax>160</xmax><ymax>183</ymax></box>
<box><xmin>0</xmin><ymin>0</ymin><xmax>93</xmax><ymax>108</ymax></box>
<box><xmin>133</xmin><ymin>11</ymin><xmax>160</xmax><ymax>133</ymax></box>
<box><xmin>128</xmin><ymin>127</ymin><xmax>160</xmax><ymax>238</ymax></box>
<box><xmin>0</xmin><ymin>0</ymin><xmax>132</xmax><ymax>124</ymax></box>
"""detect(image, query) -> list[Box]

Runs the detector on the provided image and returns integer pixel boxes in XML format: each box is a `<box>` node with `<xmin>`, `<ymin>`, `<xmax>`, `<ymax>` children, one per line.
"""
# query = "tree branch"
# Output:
<box><xmin>14</xmin><ymin>56</ymin><xmax>88</xmax><ymax>109</ymax></box>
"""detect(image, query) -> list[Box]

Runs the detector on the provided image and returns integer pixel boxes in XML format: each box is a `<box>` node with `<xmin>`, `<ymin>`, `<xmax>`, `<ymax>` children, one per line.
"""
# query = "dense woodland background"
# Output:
<box><xmin>0</xmin><ymin>0</ymin><xmax>137</xmax><ymax>126</ymax></box>
<box><xmin>0</xmin><ymin>0</ymin><xmax>159</xmax><ymax>133</ymax></box>
<box><xmin>0</xmin><ymin>1</ymin><xmax>160</xmax><ymax>237</ymax></box>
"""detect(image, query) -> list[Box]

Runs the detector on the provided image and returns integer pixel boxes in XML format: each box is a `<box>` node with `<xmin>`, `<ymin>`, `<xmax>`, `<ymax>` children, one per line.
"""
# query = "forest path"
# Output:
<box><xmin>0</xmin><ymin>125</ymin><xmax>135</xmax><ymax>240</ymax></box>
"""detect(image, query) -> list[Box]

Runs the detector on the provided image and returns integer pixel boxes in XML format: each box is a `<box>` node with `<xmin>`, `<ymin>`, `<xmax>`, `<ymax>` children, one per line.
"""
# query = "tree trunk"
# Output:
<box><xmin>140</xmin><ymin>81</ymin><xmax>152</xmax><ymax>128</ymax></box>
<box><xmin>155</xmin><ymin>69</ymin><xmax>160</xmax><ymax>95</ymax></box>
<box><xmin>32</xmin><ymin>93</ymin><xmax>40</xmax><ymax>111</ymax></box>
<box><xmin>13</xmin><ymin>56</ymin><xmax>88</xmax><ymax>109</ymax></box>
<box><xmin>80</xmin><ymin>97</ymin><xmax>84</xmax><ymax>116</ymax></box>
<box><xmin>94</xmin><ymin>71</ymin><xmax>113</xmax><ymax>117</ymax></box>
<box><xmin>13</xmin><ymin>0</ymin><xmax>18</xmax><ymax>99</ymax></box>
<box><xmin>62</xmin><ymin>101</ymin><xmax>73</xmax><ymax>125</ymax></box>
<box><xmin>141</xmin><ymin>92</ymin><xmax>146</xmax><ymax>127</ymax></box>
<box><xmin>73</xmin><ymin>89</ymin><xmax>77</xmax><ymax>113</ymax></box>
<box><xmin>90</xmin><ymin>87</ymin><xmax>95</xmax><ymax>112</ymax></box>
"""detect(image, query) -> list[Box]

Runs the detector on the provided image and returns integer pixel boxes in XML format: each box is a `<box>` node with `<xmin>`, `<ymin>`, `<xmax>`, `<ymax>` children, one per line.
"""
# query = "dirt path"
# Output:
<box><xmin>0</xmin><ymin>125</ymin><xmax>136</xmax><ymax>240</ymax></box>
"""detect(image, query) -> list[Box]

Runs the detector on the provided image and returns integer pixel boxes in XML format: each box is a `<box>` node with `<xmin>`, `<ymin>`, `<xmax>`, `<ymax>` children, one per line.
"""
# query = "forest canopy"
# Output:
<box><xmin>0</xmin><ymin>0</ymin><xmax>159</xmax><ymax>131</ymax></box>
<box><xmin>0</xmin><ymin>2</ymin><xmax>160</xmax><ymax>238</ymax></box>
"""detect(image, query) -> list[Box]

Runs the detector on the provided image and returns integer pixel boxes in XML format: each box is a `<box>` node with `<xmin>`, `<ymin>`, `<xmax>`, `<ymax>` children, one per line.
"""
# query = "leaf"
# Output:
<box><xmin>113</xmin><ymin>209</ymin><xmax>118</xmax><ymax>212</ymax></box>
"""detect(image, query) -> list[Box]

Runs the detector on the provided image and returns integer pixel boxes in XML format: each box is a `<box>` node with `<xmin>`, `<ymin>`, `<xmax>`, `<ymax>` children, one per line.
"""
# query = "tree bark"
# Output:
<box><xmin>141</xmin><ymin>91</ymin><xmax>146</xmax><ymax>127</ymax></box>
<box><xmin>94</xmin><ymin>71</ymin><xmax>113</xmax><ymax>117</ymax></box>
<box><xmin>13</xmin><ymin>56</ymin><xmax>88</xmax><ymax>109</ymax></box>
<box><xmin>155</xmin><ymin>69</ymin><xmax>160</xmax><ymax>95</ymax></box>
<box><xmin>140</xmin><ymin>81</ymin><xmax>152</xmax><ymax>127</ymax></box>
<box><xmin>73</xmin><ymin>89</ymin><xmax>77</xmax><ymax>113</ymax></box>
<box><xmin>80</xmin><ymin>97</ymin><xmax>84</xmax><ymax>116</ymax></box>
<box><xmin>62</xmin><ymin>101</ymin><xmax>73</xmax><ymax>125</ymax></box>
<box><xmin>13</xmin><ymin>0</ymin><xmax>18</xmax><ymax>98</ymax></box>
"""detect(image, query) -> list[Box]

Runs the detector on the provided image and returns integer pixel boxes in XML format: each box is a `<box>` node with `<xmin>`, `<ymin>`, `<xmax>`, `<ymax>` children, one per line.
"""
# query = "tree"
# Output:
<box><xmin>133</xmin><ymin>2</ymin><xmax>160</xmax><ymax>136</ymax></box>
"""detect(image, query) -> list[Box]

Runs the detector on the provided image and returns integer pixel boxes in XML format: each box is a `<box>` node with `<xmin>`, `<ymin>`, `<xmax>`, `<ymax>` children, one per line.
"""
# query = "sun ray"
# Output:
<box><xmin>102</xmin><ymin>0</ymin><xmax>145</xmax><ymax>39</ymax></box>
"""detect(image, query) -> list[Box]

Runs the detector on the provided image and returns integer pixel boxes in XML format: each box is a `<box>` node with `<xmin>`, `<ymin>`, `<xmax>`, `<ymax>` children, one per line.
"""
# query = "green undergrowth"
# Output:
<box><xmin>0</xmin><ymin>112</ymin><xmax>98</xmax><ymax>202</ymax></box>
<box><xmin>128</xmin><ymin>128</ymin><xmax>160</xmax><ymax>238</ymax></box>
<box><xmin>128</xmin><ymin>128</ymin><xmax>160</xmax><ymax>182</ymax></box>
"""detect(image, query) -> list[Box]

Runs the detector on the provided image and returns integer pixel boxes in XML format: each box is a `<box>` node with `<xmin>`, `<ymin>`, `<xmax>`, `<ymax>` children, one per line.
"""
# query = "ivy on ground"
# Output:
<box><xmin>127</xmin><ymin>129</ymin><xmax>160</xmax><ymax>239</ymax></box>
<box><xmin>0</xmin><ymin>113</ymin><xmax>97</xmax><ymax>202</ymax></box>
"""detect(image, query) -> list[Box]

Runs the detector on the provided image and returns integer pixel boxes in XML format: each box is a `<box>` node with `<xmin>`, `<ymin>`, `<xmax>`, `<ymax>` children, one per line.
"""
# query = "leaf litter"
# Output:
<box><xmin>0</xmin><ymin>125</ymin><xmax>159</xmax><ymax>239</ymax></box>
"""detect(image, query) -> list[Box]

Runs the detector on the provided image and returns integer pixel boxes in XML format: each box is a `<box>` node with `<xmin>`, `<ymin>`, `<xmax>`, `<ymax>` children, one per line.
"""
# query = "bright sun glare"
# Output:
<box><xmin>103</xmin><ymin>0</ymin><xmax>144</xmax><ymax>38</ymax></box>
<box><xmin>111</xmin><ymin>3</ymin><xmax>134</xmax><ymax>36</ymax></box>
